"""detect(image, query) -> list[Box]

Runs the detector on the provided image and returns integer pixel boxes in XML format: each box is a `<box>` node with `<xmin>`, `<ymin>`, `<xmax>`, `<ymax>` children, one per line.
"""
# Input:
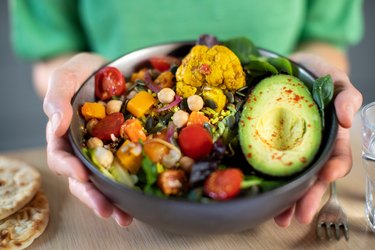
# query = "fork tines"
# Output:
<box><xmin>317</xmin><ymin>222</ymin><xmax>349</xmax><ymax>241</ymax></box>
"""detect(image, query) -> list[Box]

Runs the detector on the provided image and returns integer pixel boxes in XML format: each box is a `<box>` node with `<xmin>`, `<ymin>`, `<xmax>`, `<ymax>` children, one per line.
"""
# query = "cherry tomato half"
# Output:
<box><xmin>95</xmin><ymin>66</ymin><xmax>126</xmax><ymax>101</ymax></box>
<box><xmin>178</xmin><ymin>124</ymin><xmax>213</xmax><ymax>160</ymax></box>
<box><xmin>204</xmin><ymin>168</ymin><xmax>244</xmax><ymax>201</ymax></box>
<box><xmin>149</xmin><ymin>56</ymin><xmax>180</xmax><ymax>72</ymax></box>
<box><xmin>91</xmin><ymin>112</ymin><xmax>124</xmax><ymax>141</ymax></box>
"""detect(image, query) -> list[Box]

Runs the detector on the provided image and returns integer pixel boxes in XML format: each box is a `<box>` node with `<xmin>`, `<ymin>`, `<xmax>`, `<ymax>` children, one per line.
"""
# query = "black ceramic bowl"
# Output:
<box><xmin>69</xmin><ymin>41</ymin><xmax>338</xmax><ymax>234</ymax></box>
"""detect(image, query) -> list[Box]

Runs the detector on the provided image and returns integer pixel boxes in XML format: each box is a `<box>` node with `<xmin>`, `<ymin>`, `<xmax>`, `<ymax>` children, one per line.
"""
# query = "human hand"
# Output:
<box><xmin>43</xmin><ymin>53</ymin><xmax>133</xmax><ymax>227</ymax></box>
<box><xmin>274</xmin><ymin>52</ymin><xmax>363</xmax><ymax>227</ymax></box>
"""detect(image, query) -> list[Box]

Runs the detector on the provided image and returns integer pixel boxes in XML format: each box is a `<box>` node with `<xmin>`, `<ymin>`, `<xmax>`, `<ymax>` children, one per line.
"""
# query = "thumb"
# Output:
<box><xmin>43</xmin><ymin>53</ymin><xmax>106</xmax><ymax>136</ymax></box>
<box><xmin>334</xmin><ymin>85</ymin><xmax>362</xmax><ymax>128</ymax></box>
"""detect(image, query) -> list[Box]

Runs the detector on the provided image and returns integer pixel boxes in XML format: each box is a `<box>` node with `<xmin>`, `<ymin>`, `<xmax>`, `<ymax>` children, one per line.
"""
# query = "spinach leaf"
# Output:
<box><xmin>223</xmin><ymin>37</ymin><xmax>260</xmax><ymax>64</ymax></box>
<box><xmin>312</xmin><ymin>75</ymin><xmax>334</xmax><ymax>127</ymax></box>
<box><xmin>245</xmin><ymin>59</ymin><xmax>278</xmax><ymax>75</ymax></box>
<box><xmin>267</xmin><ymin>57</ymin><xmax>297</xmax><ymax>76</ymax></box>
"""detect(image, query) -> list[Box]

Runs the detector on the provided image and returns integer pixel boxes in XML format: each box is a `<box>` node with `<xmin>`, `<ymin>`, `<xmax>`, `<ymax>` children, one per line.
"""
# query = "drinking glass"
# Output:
<box><xmin>361</xmin><ymin>102</ymin><xmax>375</xmax><ymax>231</ymax></box>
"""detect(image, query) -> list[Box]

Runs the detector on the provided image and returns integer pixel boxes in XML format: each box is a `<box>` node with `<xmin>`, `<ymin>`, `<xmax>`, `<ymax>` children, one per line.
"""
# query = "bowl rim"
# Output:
<box><xmin>68</xmin><ymin>40</ymin><xmax>338</xmax><ymax>208</ymax></box>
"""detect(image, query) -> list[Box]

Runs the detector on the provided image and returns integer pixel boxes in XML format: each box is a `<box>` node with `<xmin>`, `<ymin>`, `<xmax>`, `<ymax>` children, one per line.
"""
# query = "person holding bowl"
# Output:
<box><xmin>10</xmin><ymin>0</ymin><xmax>363</xmax><ymax>228</ymax></box>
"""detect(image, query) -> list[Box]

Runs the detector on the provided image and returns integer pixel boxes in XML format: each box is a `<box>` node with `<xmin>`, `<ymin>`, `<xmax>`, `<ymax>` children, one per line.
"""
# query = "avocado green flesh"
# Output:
<box><xmin>239</xmin><ymin>74</ymin><xmax>322</xmax><ymax>176</ymax></box>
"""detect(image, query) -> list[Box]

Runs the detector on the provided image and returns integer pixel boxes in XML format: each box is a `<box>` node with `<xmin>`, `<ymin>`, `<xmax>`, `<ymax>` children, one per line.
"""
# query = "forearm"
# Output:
<box><xmin>32</xmin><ymin>53</ymin><xmax>76</xmax><ymax>98</ymax></box>
<box><xmin>293</xmin><ymin>42</ymin><xmax>350</xmax><ymax>74</ymax></box>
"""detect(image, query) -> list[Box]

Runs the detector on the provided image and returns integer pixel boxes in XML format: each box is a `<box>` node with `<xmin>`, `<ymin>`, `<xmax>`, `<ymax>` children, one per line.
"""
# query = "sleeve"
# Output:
<box><xmin>10</xmin><ymin>0</ymin><xmax>88</xmax><ymax>60</ymax></box>
<box><xmin>300</xmin><ymin>0</ymin><xmax>364</xmax><ymax>50</ymax></box>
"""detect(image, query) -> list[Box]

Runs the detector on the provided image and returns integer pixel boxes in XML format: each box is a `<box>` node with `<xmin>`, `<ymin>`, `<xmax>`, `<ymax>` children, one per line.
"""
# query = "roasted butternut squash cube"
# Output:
<box><xmin>116</xmin><ymin>140</ymin><xmax>142</xmax><ymax>174</ymax></box>
<box><xmin>81</xmin><ymin>102</ymin><xmax>106</xmax><ymax>121</ymax></box>
<box><xmin>127</xmin><ymin>91</ymin><xmax>156</xmax><ymax>118</ymax></box>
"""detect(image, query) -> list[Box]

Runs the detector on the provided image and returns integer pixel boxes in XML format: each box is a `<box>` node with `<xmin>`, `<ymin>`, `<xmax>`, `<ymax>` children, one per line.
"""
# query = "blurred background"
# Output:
<box><xmin>1</xmin><ymin>1</ymin><xmax>374</xmax><ymax>152</ymax></box>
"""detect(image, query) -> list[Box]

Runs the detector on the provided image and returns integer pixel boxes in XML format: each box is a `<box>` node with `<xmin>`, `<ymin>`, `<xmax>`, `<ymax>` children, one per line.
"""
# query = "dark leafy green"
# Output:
<box><xmin>312</xmin><ymin>75</ymin><xmax>334</xmax><ymax>127</ymax></box>
<box><xmin>223</xmin><ymin>37</ymin><xmax>260</xmax><ymax>64</ymax></box>
<box><xmin>244</xmin><ymin>58</ymin><xmax>279</xmax><ymax>75</ymax></box>
<box><xmin>267</xmin><ymin>57</ymin><xmax>297</xmax><ymax>76</ymax></box>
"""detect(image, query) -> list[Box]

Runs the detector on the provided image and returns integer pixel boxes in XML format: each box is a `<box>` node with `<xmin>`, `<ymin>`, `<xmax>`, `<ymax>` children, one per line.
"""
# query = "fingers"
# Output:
<box><xmin>274</xmin><ymin>205</ymin><xmax>295</xmax><ymax>228</ymax></box>
<box><xmin>295</xmin><ymin>180</ymin><xmax>329</xmax><ymax>224</ymax></box>
<box><xmin>46</xmin><ymin>122</ymin><xmax>89</xmax><ymax>182</ymax></box>
<box><xmin>69</xmin><ymin>178</ymin><xmax>133</xmax><ymax>227</ymax></box>
<box><xmin>334</xmin><ymin>85</ymin><xmax>362</xmax><ymax>128</ymax></box>
<box><xmin>112</xmin><ymin>206</ymin><xmax>133</xmax><ymax>227</ymax></box>
<box><xmin>43</xmin><ymin>53</ymin><xmax>106</xmax><ymax>136</ymax></box>
<box><xmin>69</xmin><ymin>177</ymin><xmax>114</xmax><ymax>218</ymax></box>
<box><xmin>318</xmin><ymin>127</ymin><xmax>352</xmax><ymax>182</ymax></box>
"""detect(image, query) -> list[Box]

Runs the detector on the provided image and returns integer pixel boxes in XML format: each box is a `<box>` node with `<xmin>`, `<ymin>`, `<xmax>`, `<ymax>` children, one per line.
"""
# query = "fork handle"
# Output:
<box><xmin>330</xmin><ymin>182</ymin><xmax>338</xmax><ymax>201</ymax></box>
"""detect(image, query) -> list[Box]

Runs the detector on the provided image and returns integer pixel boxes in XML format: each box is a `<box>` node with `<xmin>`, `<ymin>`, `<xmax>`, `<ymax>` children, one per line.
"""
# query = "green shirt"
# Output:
<box><xmin>10</xmin><ymin>0</ymin><xmax>363</xmax><ymax>61</ymax></box>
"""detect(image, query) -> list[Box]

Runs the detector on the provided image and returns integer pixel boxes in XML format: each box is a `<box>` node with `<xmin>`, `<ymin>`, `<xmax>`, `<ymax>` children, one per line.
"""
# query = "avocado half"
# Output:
<box><xmin>238</xmin><ymin>74</ymin><xmax>322</xmax><ymax>176</ymax></box>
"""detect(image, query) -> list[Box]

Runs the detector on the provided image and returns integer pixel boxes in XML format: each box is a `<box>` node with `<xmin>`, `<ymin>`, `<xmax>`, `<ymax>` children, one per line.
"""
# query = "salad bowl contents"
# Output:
<box><xmin>69</xmin><ymin>36</ymin><xmax>338</xmax><ymax>234</ymax></box>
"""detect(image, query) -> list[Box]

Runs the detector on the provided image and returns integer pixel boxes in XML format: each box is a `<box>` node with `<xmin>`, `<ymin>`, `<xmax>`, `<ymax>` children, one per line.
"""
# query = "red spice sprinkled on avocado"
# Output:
<box><xmin>285</xmin><ymin>89</ymin><xmax>293</xmax><ymax>94</ymax></box>
<box><xmin>247</xmin><ymin>153</ymin><xmax>252</xmax><ymax>158</ymax></box>
<box><xmin>299</xmin><ymin>157</ymin><xmax>307</xmax><ymax>163</ymax></box>
<box><xmin>293</xmin><ymin>94</ymin><xmax>302</xmax><ymax>102</ymax></box>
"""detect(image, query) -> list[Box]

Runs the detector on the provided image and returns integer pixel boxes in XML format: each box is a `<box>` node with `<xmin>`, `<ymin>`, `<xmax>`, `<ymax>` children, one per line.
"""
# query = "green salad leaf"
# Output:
<box><xmin>223</xmin><ymin>37</ymin><xmax>260</xmax><ymax>64</ymax></box>
<box><xmin>267</xmin><ymin>57</ymin><xmax>297</xmax><ymax>76</ymax></box>
<box><xmin>312</xmin><ymin>75</ymin><xmax>334</xmax><ymax>127</ymax></box>
<box><xmin>141</xmin><ymin>155</ymin><xmax>158</xmax><ymax>186</ymax></box>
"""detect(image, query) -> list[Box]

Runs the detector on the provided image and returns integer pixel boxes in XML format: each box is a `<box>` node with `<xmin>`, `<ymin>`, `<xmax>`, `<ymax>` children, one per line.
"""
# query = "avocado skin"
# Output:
<box><xmin>238</xmin><ymin>74</ymin><xmax>322</xmax><ymax>177</ymax></box>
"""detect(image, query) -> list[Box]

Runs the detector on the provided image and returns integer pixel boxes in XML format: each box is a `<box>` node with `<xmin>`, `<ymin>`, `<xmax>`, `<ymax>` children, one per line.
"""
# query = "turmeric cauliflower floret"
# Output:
<box><xmin>176</xmin><ymin>45</ymin><xmax>245</xmax><ymax>97</ymax></box>
<box><xmin>176</xmin><ymin>81</ymin><xmax>197</xmax><ymax>98</ymax></box>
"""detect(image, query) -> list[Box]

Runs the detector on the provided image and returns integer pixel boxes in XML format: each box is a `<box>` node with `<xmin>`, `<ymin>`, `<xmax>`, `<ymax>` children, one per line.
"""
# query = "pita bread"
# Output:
<box><xmin>0</xmin><ymin>191</ymin><xmax>49</xmax><ymax>250</ymax></box>
<box><xmin>0</xmin><ymin>156</ymin><xmax>41</xmax><ymax>220</ymax></box>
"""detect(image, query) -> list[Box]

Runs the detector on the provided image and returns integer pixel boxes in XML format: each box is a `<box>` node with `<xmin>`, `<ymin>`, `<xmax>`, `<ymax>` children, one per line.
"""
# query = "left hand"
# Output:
<box><xmin>273</xmin><ymin>52</ymin><xmax>363</xmax><ymax>227</ymax></box>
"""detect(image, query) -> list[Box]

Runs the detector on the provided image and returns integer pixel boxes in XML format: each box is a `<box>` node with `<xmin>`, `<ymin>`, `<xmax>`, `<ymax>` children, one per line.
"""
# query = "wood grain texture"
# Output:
<box><xmin>1</xmin><ymin>113</ymin><xmax>374</xmax><ymax>250</ymax></box>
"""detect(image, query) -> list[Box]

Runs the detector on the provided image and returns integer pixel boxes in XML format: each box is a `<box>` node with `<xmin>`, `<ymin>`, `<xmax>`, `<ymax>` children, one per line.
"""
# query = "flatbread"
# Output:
<box><xmin>0</xmin><ymin>156</ymin><xmax>41</xmax><ymax>220</ymax></box>
<box><xmin>0</xmin><ymin>191</ymin><xmax>49</xmax><ymax>250</ymax></box>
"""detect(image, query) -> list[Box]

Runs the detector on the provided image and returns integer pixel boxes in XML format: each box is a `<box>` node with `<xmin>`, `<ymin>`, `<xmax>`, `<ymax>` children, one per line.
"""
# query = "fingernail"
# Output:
<box><xmin>112</xmin><ymin>213</ymin><xmax>132</xmax><ymax>228</ymax></box>
<box><xmin>94</xmin><ymin>209</ymin><xmax>106</xmax><ymax>219</ymax></box>
<box><xmin>51</xmin><ymin>112</ymin><xmax>62</xmax><ymax>133</ymax></box>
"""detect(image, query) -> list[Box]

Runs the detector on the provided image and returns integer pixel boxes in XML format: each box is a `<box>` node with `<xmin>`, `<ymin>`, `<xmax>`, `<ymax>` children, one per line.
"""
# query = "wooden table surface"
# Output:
<box><xmin>2</xmin><ymin>113</ymin><xmax>375</xmax><ymax>250</ymax></box>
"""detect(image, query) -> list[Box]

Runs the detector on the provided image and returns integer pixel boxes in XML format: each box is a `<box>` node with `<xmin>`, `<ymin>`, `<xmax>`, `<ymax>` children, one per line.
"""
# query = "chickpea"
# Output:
<box><xmin>172</xmin><ymin>110</ymin><xmax>189</xmax><ymax>128</ymax></box>
<box><xmin>187</xmin><ymin>95</ymin><xmax>204</xmax><ymax>111</ymax></box>
<box><xmin>106</xmin><ymin>99</ymin><xmax>123</xmax><ymax>114</ymax></box>
<box><xmin>93</xmin><ymin>147</ymin><xmax>114</xmax><ymax>169</ymax></box>
<box><xmin>86</xmin><ymin>119</ymin><xmax>99</xmax><ymax>135</ymax></box>
<box><xmin>157</xmin><ymin>88</ymin><xmax>175</xmax><ymax>104</ymax></box>
<box><xmin>179</xmin><ymin>156</ymin><xmax>194</xmax><ymax>173</ymax></box>
<box><xmin>87</xmin><ymin>137</ymin><xmax>104</xmax><ymax>149</ymax></box>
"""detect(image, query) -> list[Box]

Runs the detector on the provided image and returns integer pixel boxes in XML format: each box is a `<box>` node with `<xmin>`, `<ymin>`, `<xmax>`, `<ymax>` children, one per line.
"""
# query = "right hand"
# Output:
<box><xmin>43</xmin><ymin>53</ymin><xmax>133</xmax><ymax>227</ymax></box>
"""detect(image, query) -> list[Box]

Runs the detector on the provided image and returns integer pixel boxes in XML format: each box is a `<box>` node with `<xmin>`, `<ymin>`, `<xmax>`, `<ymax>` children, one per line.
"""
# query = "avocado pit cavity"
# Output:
<box><xmin>256</xmin><ymin>107</ymin><xmax>306</xmax><ymax>151</ymax></box>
